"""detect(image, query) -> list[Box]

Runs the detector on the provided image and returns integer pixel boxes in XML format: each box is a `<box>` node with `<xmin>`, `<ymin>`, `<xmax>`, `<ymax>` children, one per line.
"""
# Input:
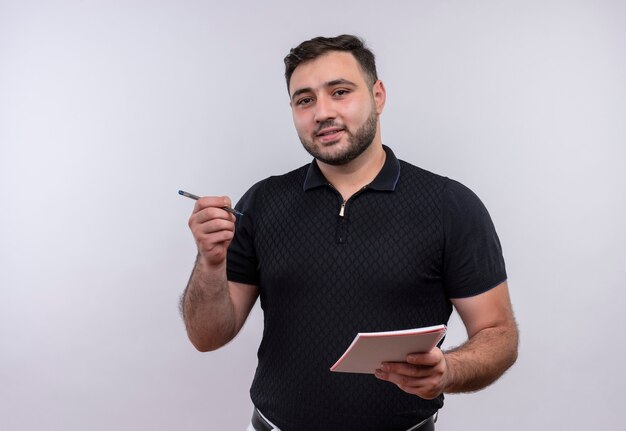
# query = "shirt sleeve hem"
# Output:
<box><xmin>447</xmin><ymin>275</ymin><xmax>508</xmax><ymax>299</ymax></box>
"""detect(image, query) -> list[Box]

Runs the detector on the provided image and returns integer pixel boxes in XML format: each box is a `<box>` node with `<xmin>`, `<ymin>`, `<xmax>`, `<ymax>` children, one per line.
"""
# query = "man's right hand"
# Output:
<box><xmin>183</xmin><ymin>195</ymin><xmax>258</xmax><ymax>352</ymax></box>
<box><xmin>188</xmin><ymin>196</ymin><xmax>237</xmax><ymax>267</ymax></box>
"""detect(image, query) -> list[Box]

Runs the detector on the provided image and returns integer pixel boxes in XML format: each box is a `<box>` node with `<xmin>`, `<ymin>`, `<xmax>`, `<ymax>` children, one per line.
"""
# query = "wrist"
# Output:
<box><xmin>441</xmin><ymin>352</ymin><xmax>458</xmax><ymax>393</ymax></box>
<box><xmin>196</xmin><ymin>252</ymin><xmax>227</xmax><ymax>271</ymax></box>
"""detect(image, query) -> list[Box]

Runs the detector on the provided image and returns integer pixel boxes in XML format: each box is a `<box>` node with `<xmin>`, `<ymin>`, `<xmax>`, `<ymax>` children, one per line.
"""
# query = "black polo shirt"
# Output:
<box><xmin>227</xmin><ymin>146</ymin><xmax>506</xmax><ymax>431</ymax></box>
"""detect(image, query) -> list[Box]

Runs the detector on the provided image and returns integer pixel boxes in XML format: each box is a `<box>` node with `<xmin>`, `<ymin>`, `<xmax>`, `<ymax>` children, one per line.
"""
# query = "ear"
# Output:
<box><xmin>372</xmin><ymin>80</ymin><xmax>386</xmax><ymax>114</ymax></box>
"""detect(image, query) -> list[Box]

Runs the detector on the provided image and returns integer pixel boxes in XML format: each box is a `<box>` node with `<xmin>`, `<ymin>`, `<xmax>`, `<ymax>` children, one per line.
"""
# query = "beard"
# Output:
<box><xmin>299</xmin><ymin>106</ymin><xmax>378</xmax><ymax>166</ymax></box>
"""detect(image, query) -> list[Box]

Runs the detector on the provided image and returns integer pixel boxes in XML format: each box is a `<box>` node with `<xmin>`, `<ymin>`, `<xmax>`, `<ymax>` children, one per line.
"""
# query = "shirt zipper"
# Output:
<box><xmin>336</xmin><ymin>185</ymin><xmax>369</xmax><ymax>217</ymax></box>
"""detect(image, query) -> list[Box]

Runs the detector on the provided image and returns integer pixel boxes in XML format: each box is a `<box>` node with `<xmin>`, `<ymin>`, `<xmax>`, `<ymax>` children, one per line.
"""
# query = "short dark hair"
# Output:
<box><xmin>284</xmin><ymin>34</ymin><xmax>378</xmax><ymax>92</ymax></box>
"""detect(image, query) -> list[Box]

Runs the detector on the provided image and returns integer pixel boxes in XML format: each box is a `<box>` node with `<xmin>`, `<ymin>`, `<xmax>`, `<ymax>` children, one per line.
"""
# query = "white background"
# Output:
<box><xmin>1</xmin><ymin>1</ymin><xmax>625</xmax><ymax>430</ymax></box>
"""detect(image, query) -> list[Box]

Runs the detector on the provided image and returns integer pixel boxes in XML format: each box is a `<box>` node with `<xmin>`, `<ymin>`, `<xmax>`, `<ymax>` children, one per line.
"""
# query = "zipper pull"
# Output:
<box><xmin>339</xmin><ymin>201</ymin><xmax>346</xmax><ymax>217</ymax></box>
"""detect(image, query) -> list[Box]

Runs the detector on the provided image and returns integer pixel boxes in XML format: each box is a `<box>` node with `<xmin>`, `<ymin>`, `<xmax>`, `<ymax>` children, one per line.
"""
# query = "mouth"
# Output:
<box><xmin>316</xmin><ymin>127</ymin><xmax>345</xmax><ymax>143</ymax></box>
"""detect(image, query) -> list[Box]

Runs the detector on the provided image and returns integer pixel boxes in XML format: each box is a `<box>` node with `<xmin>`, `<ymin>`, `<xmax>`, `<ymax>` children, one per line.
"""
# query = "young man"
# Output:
<box><xmin>181</xmin><ymin>35</ymin><xmax>518</xmax><ymax>431</ymax></box>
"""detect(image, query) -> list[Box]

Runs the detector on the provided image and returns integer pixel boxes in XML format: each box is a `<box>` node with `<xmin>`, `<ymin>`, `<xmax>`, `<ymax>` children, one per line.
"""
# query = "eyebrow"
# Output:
<box><xmin>290</xmin><ymin>78</ymin><xmax>358</xmax><ymax>102</ymax></box>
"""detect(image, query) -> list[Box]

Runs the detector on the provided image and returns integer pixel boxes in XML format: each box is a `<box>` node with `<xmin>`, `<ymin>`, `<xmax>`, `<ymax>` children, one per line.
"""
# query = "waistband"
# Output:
<box><xmin>250</xmin><ymin>409</ymin><xmax>437</xmax><ymax>431</ymax></box>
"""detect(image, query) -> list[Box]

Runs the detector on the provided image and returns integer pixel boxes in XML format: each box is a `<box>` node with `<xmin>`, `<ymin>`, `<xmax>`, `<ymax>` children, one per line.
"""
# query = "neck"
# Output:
<box><xmin>317</xmin><ymin>142</ymin><xmax>386</xmax><ymax>201</ymax></box>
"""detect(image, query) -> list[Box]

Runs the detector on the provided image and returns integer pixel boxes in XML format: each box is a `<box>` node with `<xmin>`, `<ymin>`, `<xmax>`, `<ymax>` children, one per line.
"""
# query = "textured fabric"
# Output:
<box><xmin>227</xmin><ymin>146</ymin><xmax>506</xmax><ymax>431</ymax></box>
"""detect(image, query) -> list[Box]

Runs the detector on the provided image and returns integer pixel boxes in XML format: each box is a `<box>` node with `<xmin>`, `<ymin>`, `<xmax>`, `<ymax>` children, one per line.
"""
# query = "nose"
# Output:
<box><xmin>313</xmin><ymin>95</ymin><xmax>336</xmax><ymax>123</ymax></box>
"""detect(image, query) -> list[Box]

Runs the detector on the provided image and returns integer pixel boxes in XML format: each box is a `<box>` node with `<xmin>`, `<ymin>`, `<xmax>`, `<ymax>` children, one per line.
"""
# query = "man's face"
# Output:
<box><xmin>289</xmin><ymin>51</ymin><xmax>385</xmax><ymax>166</ymax></box>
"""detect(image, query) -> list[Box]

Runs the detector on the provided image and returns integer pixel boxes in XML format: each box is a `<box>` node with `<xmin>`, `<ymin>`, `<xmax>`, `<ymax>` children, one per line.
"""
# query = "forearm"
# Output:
<box><xmin>182</xmin><ymin>255</ymin><xmax>237</xmax><ymax>352</ymax></box>
<box><xmin>375</xmin><ymin>283</ymin><xmax>518</xmax><ymax>399</ymax></box>
<box><xmin>443</xmin><ymin>322</ymin><xmax>519</xmax><ymax>393</ymax></box>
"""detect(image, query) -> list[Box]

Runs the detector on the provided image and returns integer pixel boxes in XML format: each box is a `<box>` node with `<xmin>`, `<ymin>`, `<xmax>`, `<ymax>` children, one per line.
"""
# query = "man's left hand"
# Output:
<box><xmin>374</xmin><ymin>348</ymin><xmax>450</xmax><ymax>399</ymax></box>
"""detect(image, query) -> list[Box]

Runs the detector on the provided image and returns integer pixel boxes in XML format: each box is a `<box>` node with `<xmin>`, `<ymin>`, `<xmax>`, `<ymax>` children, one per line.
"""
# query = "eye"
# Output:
<box><xmin>296</xmin><ymin>97</ymin><xmax>314</xmax><ymax>106</ymax></box>
<box><xmin>333</xmin><ymin>89</ymin><xmax>350</xmax><ymax>97</ymax></box>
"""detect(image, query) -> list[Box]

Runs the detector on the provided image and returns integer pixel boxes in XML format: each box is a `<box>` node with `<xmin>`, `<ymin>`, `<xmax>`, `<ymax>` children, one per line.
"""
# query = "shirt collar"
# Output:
<box><xmin>303</xmin><ymin>145</ymin><xmax>401</xmax><ymax>192</ymax></box>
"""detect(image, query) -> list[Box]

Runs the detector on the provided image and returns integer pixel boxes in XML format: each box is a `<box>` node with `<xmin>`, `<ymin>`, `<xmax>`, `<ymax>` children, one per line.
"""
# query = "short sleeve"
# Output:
<box><xmin>442</xmin><ymin>180</ymin><xmax>507</xmax><ymax>298</ymax></box>
<box><xmin>226</xmin><ymin>180</ymin><xmax>266</xmax><ymax>286</ymax></box>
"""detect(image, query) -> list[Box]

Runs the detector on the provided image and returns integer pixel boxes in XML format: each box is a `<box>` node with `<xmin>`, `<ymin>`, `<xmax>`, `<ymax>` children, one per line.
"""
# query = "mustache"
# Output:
<box><xmin>314</xmin><ymin>120</ymin><xmax>345</xmax><ymax>135</ymax></box>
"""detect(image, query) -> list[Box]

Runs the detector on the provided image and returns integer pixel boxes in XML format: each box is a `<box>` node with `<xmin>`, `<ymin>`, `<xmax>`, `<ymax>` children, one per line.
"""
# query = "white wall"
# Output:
<box><xmin>1</xmin><ymin>1</ymin><xmax>624</xmax><ymax>430</ymax></box>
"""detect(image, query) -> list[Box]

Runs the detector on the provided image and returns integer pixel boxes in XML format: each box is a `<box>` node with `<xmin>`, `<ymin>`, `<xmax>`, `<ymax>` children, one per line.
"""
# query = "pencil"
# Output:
<box><xmin>178</xmin><ymin>190</ymin><xmax>244</xmax><ymax>216</ymax></box>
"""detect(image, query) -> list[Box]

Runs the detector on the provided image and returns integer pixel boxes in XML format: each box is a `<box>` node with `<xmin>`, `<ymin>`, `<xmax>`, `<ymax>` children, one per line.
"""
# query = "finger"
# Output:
<box><xmin>197</xmin><ymin>229</ymin><xmax>235</xmax><ymax>249</ymax></box>
<box><xmin>190</xmin><ymin>206</ymin><xmax>236</xmax><ymax>227</ymax></box>
<box><xmin>375</xmin><ymin>368</ymin><xmax>443</xmax><ymax>399</ymax></box>
<box><xmin>406</xmin><ymin>349</ymin><xmax>444</xmax><ymax>367</ymax></box>
<box><xmin>192</xmin><ymin>196</ymin><xmax>233</xmax><ymax>213</ymax></box>
<box><xmin>375</xmin><ymin>367</ymin><xmax>424</xmax><ymax>389</ymax></box>
<box><xmin>189</xmin><ymin>218</ymin><xmax>235</xmax><ymax>244</ymax></box>
<box><xmin>379</xmin><ymin>362</ymin><xmax>437</xmax><ymax>379</ymax></box>
<box><xmin>195</xmin><ymin>227</ymin><xmax>235</xmax><ymax>250</ymax></box>
<box><xmin>189</xmin><ymin>213</ymin><xmax>236</xmax><ymax>233</ymax></box>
